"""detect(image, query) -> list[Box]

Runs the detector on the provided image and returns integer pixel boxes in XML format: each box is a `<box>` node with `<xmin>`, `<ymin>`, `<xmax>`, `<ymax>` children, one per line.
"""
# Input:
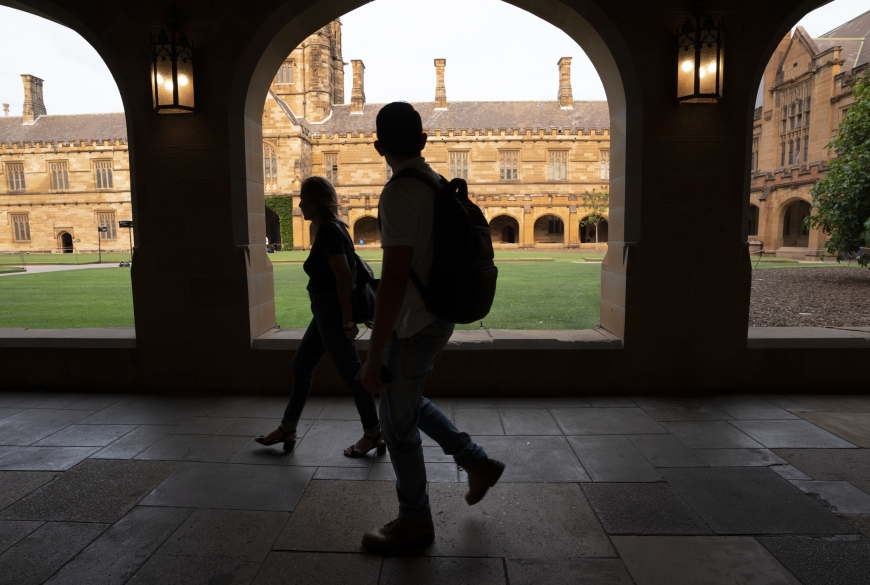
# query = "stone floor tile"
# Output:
<box><xmin>760</xmin><ymin>395</ymin><xmax>814</xmax><ymax>412</ymax></box>
<box><xmin>452</xmin><ymin>408</ymin><xmax>504</xmax><ymax>435</ymax></box>
<box><xmin>587</xmin><ymin>397</ymin><xmax>636</xmax><ymax>408</ymax></box>
<box><xmin>242</xmin><ymin>396</ymin><xmax>325</xmax><ymax>420</ymax></box>
<box><xmin>0</xmin><ymin>409</ymin><xmax>24</xmax><ymax>421</ymax></box>
<box><xmin>0</xmin><ymin>446</ymin><xmax>100</xmax><ymax>471</ymax></box>
<box><xmin>786</xmin><ymin>394</ymin><xmax>870</xmax><ymax>413</ymax></box>
<box><xmin>128</xmin><ymin>553</ymin><xmax>260</xmax><ymax>585</ymax></box>
<box><xmin>581</xmin><ymin>483</ymin><xmax>711</xmax><ymax>535</ymax></box>
<box><xmin>89</xmin><ymin>425</ymin><xmax>176</xmax><ymax>460</ymax></box>
<box><xmin>0</xmin><ymin>521</ymin><xmax>108</xmax><ymax>585</ymax></box>
<box><xmin>0</xmin><ymin>521</ymin><xmax>42</xmax><ymax>555</ymax></box>
<box><xmin>193</xmin><ymin>396</ymin><xmax>260</xmax><ymax>418</ymax></box>
<box><xmin>568</xmin><ymin>436</ymin><xmax>661</xmax><ymax>482</ymax></box>
<box><xmin>551</xmin><ymin>408</ymin><xmax>664</xmax><ymax>435</ymax></box>
<box><xmin>505</xmin><ymin>558</ymin><xmax>634</xmax><ymax>585</ymax></box>
<box><xmin>731</xmin><ymin>420</ymin><xmax>856</xmax><ymax>449</ymax></box>
<box><xmin>770</xmin><ymin>465</ymin><xmax>812</xmax><ymax>480</ymax></box>
<box><xmin>2</xmin><ymin>393</ymin><xmax>61</xmax><ymax>409</ymax></box>
<box><xmin>286</xmin><ymin>420</ymin><xmax>376</xmax><ymax>468</ymax></box>
<box><xmin>694</xmin><ymin>448</ymin><xmax>787</xmax><ymax>467</ymax></box>
<box><xmin>706</xmin><ymin>395</ymin><xmax>800</xmax><ymax>420</ymax></box>
<box><xmin>141</xmin><ymin>462</ymin><xmax>315</xmax><ymax>511</ymax></box>
<box><xmin>840</xmin><ymin>515</ymin><xmax>870</xmax><ymax>537</ymax></box>
<box><xmin>632</xmin><ymin>397</ymin><xmax>731</xmax><ymax>422</ymax></box>
<box><xmin>31</xmin><ymin>394</ymin><xmax>95</xmax><ymax>410</ymax></box>
<box><xmin>613</xmin><ymin>536</ymin><xmax>802</xmax><ymax>585</ymax></box>
<box><xmin>422</xmin><ymin>445</ymin><xmax>455</xmax><ymax>463</ymax></box>
<box><xmin>0</xmin><ymin>393</ymin><xmax>33</xmax><ymax>408</ymax></box>
<box><xmin>790</xmin><ymin>480</ymin><xmax>870</xmax><ymax>514</ymax></box>
<box><xmin>231</xmin><ymin>440</ymin><xmax>295</xmax><ymax>466</ymax></box>
<box><xmin>368</xmin><ymin>462</ymin><xmax>458</xmax><ymax>482</ymax></box>
<box><xmin>627</xmin><ymin>435</ymin><xmax>708</xmax><ymax>468</ymax></box>
<box><xmin>380</xmin><ymin>557</ymin><xmax>505</xmax><ymax>585</ymax></box>
<box><xmin>43</xmin><ymin>506</ymin><xmax>193</xmax><ymax>585</ymax></box>
<box><xmin>135</xmin><ymin>435</ymin><xmax>251</xmax><ymax>463</ymax></box>
<box><xmin>758</xmin><ymin>535</ymin><xmax>870</xmax><ymax>585</ymax></box>
<box><xmin>312</xmin><ymin>466</ymin><xmax>370</xmax><ymax>480</ymax></box>
<box><xmin>0</xmin><ymin>408</ymin><xmax>95</xmax><ymax>446</ymax></box>
<box><xmin>660</xmin><ymin>421</ymin><xmax>763</xmax><ymax>449</ymax></box>
<box><xmin>33</xmin><ymin>424</ymin><xmax>136</xmax><ymax>447</ymax></box>
<box><xmin>661</xmin><ymin>467</ymin><xmax>853</xmax><ymax>535</ymax></box>
<box><xmin>220</xmin><ymin>418</ymin><xmax>311</xmax><ymax>438</ymax></box>
<box><xmin>452</xmin><ymin>398</ymin><xmax>503</xmax><ymax>409</ymax></box>
<box><xmin>252</xmin><ymin>552</ymin><xmax>380</xmax><ymax>585</ymax></box>
<box><xmin>772</xmin><ymin>449</ymin><xmax>870</xmax><ymax>481</ymax></box>
<box><xmin>318</xmin><ymin>398</ymin><xmax>378</xmax><ymax>421</ymax></box>
<box><xmin>0</xmin><ymin>471</ymin><xmax>56</xmax><ymax>510</ymax></box>
<box><xmin>854</xmin><ymin>480</ymin><xmax>870</xmax><ymax>494</ymax></box>
<box><xmin>473</xmin><ymin>436</ymin><xmax>590</xmax><ymax>482</ymax></box>
<box><xmin>157</xmin><ymin>509</ymin><xmax>288</xmax><ymax>562</ymax></box>
<box><xmin>499</xmin><ymin>408</ymin><xmax>562</xmax><ymax>435</ymax></box>
<box><xmin>499</xmin><ymin>397</ymin><xmax>592</xmax><ymax>408</ymax></box>
<box><xmin>0</xmin><ymin>459</ymin><xmax>181</xmax><ymax>522</ymax></box>
<box><xmin>797</xmin><ymin>412</ymin><xmax>870</xmax><ymax>448</ymax></box>
<box><xmin>63</xmin><ymin>394</ymin><xmax>127</xmax><ymax>411</ymax></box>
<box><xmin>168</xmin><ymin>417</ymin><xmax>235</xmax><ymax>435</ymax></box>
<box><xmin>79</xmin><ymin>396</ymin><xmax>214</xmax><ymax>425</ymax></box>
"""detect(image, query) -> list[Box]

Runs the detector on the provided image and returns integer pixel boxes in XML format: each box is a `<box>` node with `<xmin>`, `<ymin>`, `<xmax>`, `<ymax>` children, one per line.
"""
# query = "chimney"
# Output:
<box><xmin>434</xmin><ymin>59</ymin><xmax>447</xmax><ymax>109</ymax></box>
<box><xmin>2</xmin><ymin>104</ymin><xmax>8</xmax><ymax>117</ymax></box>
<box><xmin>21</xmin><ymin>74</ymin><xmax>46</xmax><ymax>123</ymax></box>
<box><xmin>557</xmin><ymin>57</ymin><xmax>573</xmax><ymax>109</ymax></box>
<box><xmin>350</xmin><ymin>60</ymin><xmax>365</xmax><ymax>113</ymax></box>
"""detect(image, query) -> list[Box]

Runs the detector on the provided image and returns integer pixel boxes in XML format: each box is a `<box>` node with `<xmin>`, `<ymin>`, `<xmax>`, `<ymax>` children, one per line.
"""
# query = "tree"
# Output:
<box><xmin>579</xmin><ymin>190</ymin><xmax>609</xmax><ymax>252</ymax></box>
<box><xmin>806</xmin><ymin>71</ymin><xmax>870</xmax><ymax>268</ymax></box>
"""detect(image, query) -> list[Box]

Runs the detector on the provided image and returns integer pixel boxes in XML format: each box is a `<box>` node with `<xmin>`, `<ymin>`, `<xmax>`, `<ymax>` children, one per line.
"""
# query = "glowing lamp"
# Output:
<box><xmin>677</xmin><ymin>10</ymin><xmax>723</xmax><ymax>103</ymax></box>
<box><xmin>151</xmin><ymin>20</ymin><xmax>194</xmax><ymax>113</ymax></box>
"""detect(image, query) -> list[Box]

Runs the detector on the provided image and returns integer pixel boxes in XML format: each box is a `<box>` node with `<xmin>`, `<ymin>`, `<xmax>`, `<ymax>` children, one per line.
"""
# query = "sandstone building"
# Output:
<box><xmin>750</xmin><ymin>10</ymin><xmax>869</xmax><ymax>259</ymax></box>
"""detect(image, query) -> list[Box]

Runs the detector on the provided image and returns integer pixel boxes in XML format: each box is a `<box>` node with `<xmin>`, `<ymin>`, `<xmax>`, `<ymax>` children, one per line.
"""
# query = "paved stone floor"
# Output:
<box><xmin>1</xmin><ymin>392</ymin><xmax>869</xmax><ymax>584</ymax></box>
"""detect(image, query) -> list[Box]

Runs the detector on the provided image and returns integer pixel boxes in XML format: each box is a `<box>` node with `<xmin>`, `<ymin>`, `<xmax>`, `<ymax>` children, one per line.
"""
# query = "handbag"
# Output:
<box><xmin>334</xmin><ymin>221</ymin><xmax>379</xmax><ymax>323</ymax></box>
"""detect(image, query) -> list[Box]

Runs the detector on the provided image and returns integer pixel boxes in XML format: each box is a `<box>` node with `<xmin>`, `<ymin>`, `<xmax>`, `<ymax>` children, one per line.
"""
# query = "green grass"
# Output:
<box><xmin>0</xmin><ymin>252</ymin><xmax>133</xmax><ymax>265</ymax></box>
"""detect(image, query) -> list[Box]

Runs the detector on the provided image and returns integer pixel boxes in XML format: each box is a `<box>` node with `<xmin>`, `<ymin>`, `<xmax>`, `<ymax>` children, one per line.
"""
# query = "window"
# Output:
<box><xmin>385</xmin><ymin>162</ymin><xmax>392</xmax><ymax>182</ymax></box>
<box><xmin>6</xmin><ymin>163</ymin><xmax>25</xmax><ymax>191</ymax></box>
<box><xmin>263</xmin><ymin>144</ymin><xmax>277</xmax><ymax>180</ymax></box>
<box><xmin>499</xmin><ymin>150</ymin><xmax>518</xmax><ymax>181</ymax></box>
<box><xmin>98</xmin><ymin>212</ymin><xmax>117</xmax><ymax>240</ymax></box>
<box><xmin>751</xmin><ymin>137</ymin><xmax>759</xmax><ymax>172</ymax></box>
<box><xmin>325</xmin><ymin>153</ymin><xmax>338</xmax><ymax>184</ymax></box>
<box><xmin>50</xmin><ymin>162</ymin><xmax>69</xmax><ymax>190</ymax></box>
<box><xmin>547</xmin><ymin>215</ymin><xmax>564</xmax><ymax>234</ymax></box>
<box><xmin>804</xmin><ymin>136</ymin><xmax>809</xmax><ymax>162</ymax></box>
<box><xmin>275</xmin><ymin>61</ymin><xmax>293</xmax><ymax>85</ymax></box>
<box><xmin>449</xmin><ymin>151</ymin><xmax>468</xmax><ymax>180</ymax></box>
<box><xmin>780</xmin><ymin>143</ymin><xmax>786</xmax><ymax>167</ymax></box>
<box><xmin>794</xmin><ymin>138</ymin><xmax>801</xmax><ymax>163</ymax></box>
<box><xmin>11</xmin><ymin>213</ymin><xmax>30</xmax><ymax>242</ymax></box>
<box><xmin>599</xmin><ymin>150</ymin><xmax>610</xmax><ymax>181</ymax></box>
<box><xmin>94</xmin><ymin>161</ymin><xmax>113</xmax><ymax>189</ymax></box>
<box><xmin>788</xmin><ymin>141</ymin><xmax>794</xmax><ymax>165</ymax></box>
<box><xmin>548</xmin><ymin>151</ymin><xmax>568</xmax><ymax>181</ymax></box>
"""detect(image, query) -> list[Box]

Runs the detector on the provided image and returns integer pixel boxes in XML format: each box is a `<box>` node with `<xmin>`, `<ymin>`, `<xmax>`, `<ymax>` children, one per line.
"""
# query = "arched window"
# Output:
<box><xmin>264</xmin><ymin>144</ymin><xmax>277</xmax><ymax>181</ymax></box>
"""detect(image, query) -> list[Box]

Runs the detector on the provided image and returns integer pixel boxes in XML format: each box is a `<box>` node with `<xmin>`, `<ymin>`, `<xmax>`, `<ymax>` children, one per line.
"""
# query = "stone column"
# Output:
<box><xmin>434</xmin><ymin>59</ymin><xmax>447</xmax><ymax>109</ymax></box>
<box><xmin>557</xmin><ymin>58</ymin><xmax>573</xmax><ymax>109</ymax></box>
<box><xmin>350</xmin><ymin>60</ymin><xmax>365</xmax><ymax>113</ymax></box>
<box><xmin>21</xmin><ymin>74</ymin><xmax>46</xmax><ymax>123</ymax></box>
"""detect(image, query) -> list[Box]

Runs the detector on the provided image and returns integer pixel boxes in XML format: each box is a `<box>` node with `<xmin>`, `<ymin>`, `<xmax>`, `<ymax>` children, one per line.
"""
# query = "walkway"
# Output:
<box><xmin>0</xmin><ymin>264</ymin><xmax>121</xmax><ymax>277</ymax></box>
<box><xmin>0</xmin><ymin>392</ymin><xmax>868</xmax><ymax>584</ymax></box>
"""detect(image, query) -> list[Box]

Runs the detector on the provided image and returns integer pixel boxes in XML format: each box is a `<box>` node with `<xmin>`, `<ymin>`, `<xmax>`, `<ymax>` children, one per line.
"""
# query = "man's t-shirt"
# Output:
<box><xmin>379</xmin><ymin>157</ymin><xmax>439</xmax><ymax>338</ymax></box>
<box><xmin>303</xmin><ymin>220</ymin><xmax>351</xmax><ymax>293</ymax></box>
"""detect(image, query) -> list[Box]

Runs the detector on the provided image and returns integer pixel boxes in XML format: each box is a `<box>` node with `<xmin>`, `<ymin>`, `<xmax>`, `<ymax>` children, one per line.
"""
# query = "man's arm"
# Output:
<box><xmin>356</xmin><ymin>245</ymin><xmax>413</xmax><ymax>392</ymax></box>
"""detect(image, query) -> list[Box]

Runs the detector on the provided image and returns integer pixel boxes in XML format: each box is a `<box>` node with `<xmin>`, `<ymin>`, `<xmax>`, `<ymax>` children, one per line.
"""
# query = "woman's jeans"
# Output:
<box><xmin>380</xmin><ymin>318</ymin><xmax>488</xmax><ymax>523</ymax></box>
<box><xmin>282</xmin><ymin>296</ymin><xmax>379</xmax><ymax>431</ymax></box>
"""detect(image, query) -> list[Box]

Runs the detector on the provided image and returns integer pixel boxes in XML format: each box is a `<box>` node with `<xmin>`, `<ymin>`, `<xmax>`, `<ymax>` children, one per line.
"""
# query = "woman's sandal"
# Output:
<box><xmin>255</xmin><ymin>427</ymin><xmax>297</xmax><ymax>452</ymax></box>
<box><xmin>344</xmin><ymin>431</ymin><xmax>386</xmax><ymax>458</ymax></box>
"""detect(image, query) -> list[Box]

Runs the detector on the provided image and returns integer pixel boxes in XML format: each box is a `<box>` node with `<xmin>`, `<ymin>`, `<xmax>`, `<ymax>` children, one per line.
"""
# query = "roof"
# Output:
<box><xmin>817</xmin><ymin>9</ymin><xmax>870</xmax><ymax>68</ymax></box>
<box><xmin>308</xmin><ymin>101</ymin><xmax>610</xmax><ymax>136</ymax></box>
<box><xmin>0</xmin><ymin>113</ymin><xmax>127</xmax><ymax>145</ymax></box>
<box><xmin>814</xmin><ymin>38</ymin><xmax>866</xmax><ymax>68</ymax></box>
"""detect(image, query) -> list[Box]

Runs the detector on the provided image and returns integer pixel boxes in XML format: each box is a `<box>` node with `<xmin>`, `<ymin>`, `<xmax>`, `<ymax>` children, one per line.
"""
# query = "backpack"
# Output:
<box><xmin>384</xmin><ymin>168</ymin><xmax>498</xmax><ymax>324</ymax></box>
<box><xmin>332</xmin><ymin>221</ymin><xmax>379</xmax><ymax>323</ymax></box>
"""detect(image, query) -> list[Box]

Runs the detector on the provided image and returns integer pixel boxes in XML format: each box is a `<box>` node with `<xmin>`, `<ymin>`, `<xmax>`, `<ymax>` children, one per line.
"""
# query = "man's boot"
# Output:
<box><xmin>464</xmin><ymin>458</ymin><xmax>506</xmax><ymax>505</ymax></box>
<box><xmin>362</xmin><ymin>517</ymin><xmax>435</xmax><ymax>555</ymax></box>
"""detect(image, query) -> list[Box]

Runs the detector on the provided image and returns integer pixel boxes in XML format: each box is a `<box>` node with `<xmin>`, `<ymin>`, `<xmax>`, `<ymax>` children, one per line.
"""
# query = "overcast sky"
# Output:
<box><xmin>0</xmin><ymin>0</ymin><xmax>866</xmax><ymax>115</ymax></box>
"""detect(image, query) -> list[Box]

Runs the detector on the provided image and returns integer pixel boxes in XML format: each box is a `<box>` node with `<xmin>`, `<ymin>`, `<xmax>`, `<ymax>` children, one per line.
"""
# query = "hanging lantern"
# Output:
<box><xmin>151</xmin><ymin>21</ymin><xmax>194</xmax><ymax>113</ymax></box>
<box><xmin>677</xmin><ymin>11</ymin><xmax>724</xmax><ymax>103</ymax></box>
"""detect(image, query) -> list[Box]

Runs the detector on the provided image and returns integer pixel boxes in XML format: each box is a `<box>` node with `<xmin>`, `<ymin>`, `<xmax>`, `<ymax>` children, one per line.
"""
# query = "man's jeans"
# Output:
<box><xmin>380</xmin><ymin>318</ymin><xmax>488</xmax><ymax>522</ymax></box>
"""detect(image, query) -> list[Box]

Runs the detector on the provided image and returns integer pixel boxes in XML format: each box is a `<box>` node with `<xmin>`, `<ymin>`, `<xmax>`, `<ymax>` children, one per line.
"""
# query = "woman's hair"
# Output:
<box><xmin>300</xmin><ymin>176</ymin><xmax>348</xmax><ymax>227</ymax></box>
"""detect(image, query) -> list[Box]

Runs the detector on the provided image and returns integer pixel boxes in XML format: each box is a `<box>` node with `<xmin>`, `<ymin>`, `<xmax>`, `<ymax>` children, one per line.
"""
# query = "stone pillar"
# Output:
<box><xmin>21</xmin><ymin>74</ymin><xmax>46</xmax><ymax>123</ymax></box>
<box><xmin>2</xmin><ymin>104</ymin><xmax>8</xmax><ymax>116</ymax></box>
<box><xmin>434</xmin><ymin>59</ymin><xmax>447</xmax><ymax>109</ymax></box>
<box><xmin>557</xmin><ymin>58</ymin><xmax>573</xmax><ymax>109</ymax></box>
<box><xmin>350</xmin><ymin>60</ymin><xmax>365</xmax><ymax>113</ymax></box>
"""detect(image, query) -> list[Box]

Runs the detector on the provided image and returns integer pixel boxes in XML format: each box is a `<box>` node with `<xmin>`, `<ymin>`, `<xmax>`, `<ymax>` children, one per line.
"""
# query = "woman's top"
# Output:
<box><xmin>303</xmin><ymin>219</ymin><xmax>353</xmax><ymax>293</ymax></box>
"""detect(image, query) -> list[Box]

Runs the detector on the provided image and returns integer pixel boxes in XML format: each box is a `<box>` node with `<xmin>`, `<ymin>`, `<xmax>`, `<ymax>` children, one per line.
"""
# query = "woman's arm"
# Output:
<box><xmin>328</xmin><ymin>252</ymin><xmax>358</xmax><ymax>340</ymax></box>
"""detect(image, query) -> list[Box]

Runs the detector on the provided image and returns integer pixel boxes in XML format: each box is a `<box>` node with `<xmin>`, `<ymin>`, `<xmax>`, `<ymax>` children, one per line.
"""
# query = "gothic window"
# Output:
<box><xmin>11</xmin><ymin>213</ymin><xmax>30</xmax><ymax>242</ymax></box>
<box><xmin>788</xmin><ymin>141</ymin><xmax>794</xmax><ymax>165</ymax></box>
<box><xmin>795</xmin><ymin>137</ymin><xmax>801</xmax><ymax>163</ymax></box>
<box><xmin>50</xmin><ymin>162</ymin><xmax>69</xmax><ymax>190</ymax></box>
<box><xmin>780</xmin><ymin>143</ymin><xmax>786</xmax><ymax>167</ymax></box>
<box><xmin>449</xmin><ymin>151</ymin><xmax>468</xmax><ymax>180</ymax></box>
<box><xmin>751</xmin><ymin>138</ymin><xmax>759</xmax><ymax>172</ymax></box>
<box><xmin>804</xmin><ymin>136</ymin><xmax>809</xmax><ymax>162</ymax></box>
<box><xmin>263</xmin><ymin>144</ymin><xmax>277</xmax><ymax>181</ymax></box>
<box><xmin>94</xmin><ymin>161</ymin><xmax>113</xmax><ymax>189</ymax></box>
<box><xmin>599</xmin><ymin>150</ymin><xmax>610</xmax><ymax>181</ymax></box>
<box><xmin>499</xmin><ymin>151</ymin><xmax>518</xmax><ymax>181</ymax></box>
<box><xmin>6</xmin><ymin>163</ymin><xmax>25</xmax><ymax>191</ymax></box>
<box><xmin>275</xmin><ymin>61</ymin><xmax>293</xmax><ymax>85</ymax></box>
<box><xmin>325</xmin><ymin>153</ymin><xmax>338</xmax><ymax>184</ymax></box>
<box><xmin>547</xmin><ymin>215</ymin><xmax>564</xmax><ymax>234</ymax></box>
<box><xmin>98</xmin><ymin>212</ymin><xmax>117</xmax><ymax>240</ymax></box>
<box><xmin>548</xmin><ymin>151</ymin><xmax>568</xmax><ymax>181</ymax></box>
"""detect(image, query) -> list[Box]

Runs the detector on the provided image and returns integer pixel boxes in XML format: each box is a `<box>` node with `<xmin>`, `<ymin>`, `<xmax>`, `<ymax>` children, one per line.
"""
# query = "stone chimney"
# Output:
<box><xmin>2</xmin><ymin>104</ymin><xmax>8</xmax><ymax>117</ymax></box>
<box><xmin>21</xmin><ymin>74</ymin><xmax>47</xmax><ymax>123</ymax></box>
<box><xmin>434</xmin><ymin>59</ymin><xmax>447</xmax><ymax>109</ymax></box>
<box><xmin>350</xmin><ymin>60</ymin><xmax>365</xmax><ymax>114</ymax></box>
<box><xmin>557</xmin><ymin>57</ymin><xmax>573</xmax><ymax>109</ymax></box>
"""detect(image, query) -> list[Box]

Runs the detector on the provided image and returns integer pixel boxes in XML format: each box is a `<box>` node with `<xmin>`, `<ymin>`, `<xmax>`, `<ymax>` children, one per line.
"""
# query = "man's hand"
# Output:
<box><xmin>344</xmin><ymin>326</ymin><xmax>359</xmax><ymax>341</ymax></box>
<box><xmin>356</xmin><ymin>356</ymin><xmax>388</xmax><ymax>393</ymax></box>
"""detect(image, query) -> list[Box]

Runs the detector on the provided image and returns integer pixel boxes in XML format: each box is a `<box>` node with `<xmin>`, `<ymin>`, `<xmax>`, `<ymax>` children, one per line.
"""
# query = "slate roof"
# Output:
<box><xmin>815</xmin><ymin>39</ymin><xmax>866</xmax><ymax>69</ymax></box>
<box><xmin>0</xmin><ymin>113</ymin><xmax>127</xmax><ymax>145</ymax></box>
<box><xmin>816</xmin><ymin>9</ymin><xmax>870</xmax><ymax>68</ymax></box>
<box><xmin>308</xmin><ymin>101</ymin><xmax>610</xmax><ymax>136</ymax></box>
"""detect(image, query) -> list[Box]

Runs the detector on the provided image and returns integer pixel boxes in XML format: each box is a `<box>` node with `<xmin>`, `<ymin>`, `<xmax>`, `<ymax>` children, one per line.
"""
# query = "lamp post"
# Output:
<box><xmin>119</xmin><ymin>220</ymin><xmax>133</xmax><ymax>262</ymax></box>
<box><xmin>97</xmin><ymin>225</ymin><xmax>107</xmax><ymax>264</ymax></box>
<box><xmin>151</xmin><ymin>12</ymin><xmax>194</xmax><ymax>113</ymax></box>
<box><xmin>677</xmin><ymin>8</ymin><xmax>724</xmax><ymax>103</ymax></box>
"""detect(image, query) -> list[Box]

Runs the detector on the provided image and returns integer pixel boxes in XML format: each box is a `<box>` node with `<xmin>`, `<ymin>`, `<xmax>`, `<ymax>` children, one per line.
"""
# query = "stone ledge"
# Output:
<box><xmin>0</xmin><ymin>328</ymin><xmax>137</xmax><ymax>349</ymax></box>
<box><xmin>748</xmin><ymin>327</ymin><xmax>870</xmax><ymax>349</ymax></box>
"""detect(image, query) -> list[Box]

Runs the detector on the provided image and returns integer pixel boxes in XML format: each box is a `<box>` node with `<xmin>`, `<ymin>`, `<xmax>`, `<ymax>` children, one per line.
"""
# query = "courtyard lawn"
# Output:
<box><xmin>0</xmin><ymin>252</ymin><xmax>134</xmax><ymax>265</ymax></box>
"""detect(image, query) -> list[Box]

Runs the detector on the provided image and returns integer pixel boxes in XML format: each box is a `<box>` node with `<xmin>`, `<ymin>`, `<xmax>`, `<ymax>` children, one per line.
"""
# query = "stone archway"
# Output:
<box><xmin>580</xmin><ymin>218</ymin><xmax>609</xmax><ymax>244</ymax></box>
<box><xmin>57</xmin><ymin>232</ymin><xmax>73</xmax><ymax>253</ymax></box>
<box><xmin>748</xmin><ymin>205</ymin><xmax>760</xmax><ymax>237</ymax></box>
<box><xmin>533</xmin><ymin>214</ymin><xmax>566</xmax><ymax>244</ymax></box>
<box><xmin>781</xmin><ymin>199</ymin><xmax>811</xmax><ymax>248</ymax></box>
<box><xmin>265</xmin><ymin>206</ymin><xmax>281</xmax><ymax>250</ymax></box>
<box><xmin>353</xmin><ymin>216</ymin><xmax>379</xmax><ymax>245</ymax></box>
<box><xmin>489</xmin><ymin>215</ymin><xmax>520</xmax><ymax>244</ymax></box>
